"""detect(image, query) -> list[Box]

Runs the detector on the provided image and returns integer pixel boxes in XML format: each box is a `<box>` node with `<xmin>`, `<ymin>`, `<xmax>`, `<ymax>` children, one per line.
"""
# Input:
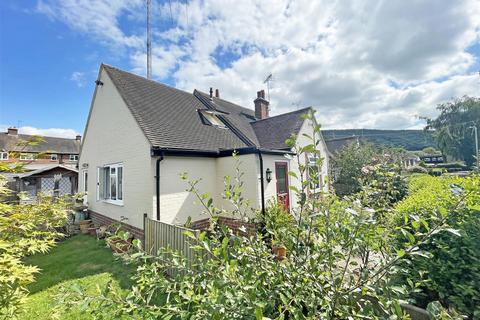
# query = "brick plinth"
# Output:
<box><xmin>88</xmin><ymin>210</ymin><xmax>144</xmax><ymax>240</ymax></box>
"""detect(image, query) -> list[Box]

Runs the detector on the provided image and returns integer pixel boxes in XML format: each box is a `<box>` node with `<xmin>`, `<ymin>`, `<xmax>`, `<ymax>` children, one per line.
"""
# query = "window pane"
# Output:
<box><xmin>276</xmin><ymin>165</ymin><xmax>287</xmax><ymax>194</ymax></box>
<box><xmin>117</xmin><ymin>167</ymin><xmax>123</xmax><ymax>200</ymax></box>
<box><xmin>111</xmin><ymin>174</ymin><xmax>116</xmax><ymax>200</ymax></box>
<box><xmin>84</xmin><ymin>172</ymin><xmax>88</xmax><ymax>192</ymax></box>
<box><xmin>105</xmin><ymin>167</ymin><xmax>111</xmax><ymax>199</ymax></box>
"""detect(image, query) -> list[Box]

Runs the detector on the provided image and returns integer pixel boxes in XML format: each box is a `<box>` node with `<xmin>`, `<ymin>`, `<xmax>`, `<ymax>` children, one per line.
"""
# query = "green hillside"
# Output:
<box><xmin>322</xmin><ymin>129</ymin><xmax>437</xmax><ymax>151</ymax></box>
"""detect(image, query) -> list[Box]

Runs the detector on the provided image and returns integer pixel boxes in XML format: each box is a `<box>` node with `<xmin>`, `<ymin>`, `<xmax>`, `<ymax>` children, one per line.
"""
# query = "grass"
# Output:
<box><xmin>18</xmin><ymin>234</ymin><xmax>136</xmax><ymax>320</ymax></box>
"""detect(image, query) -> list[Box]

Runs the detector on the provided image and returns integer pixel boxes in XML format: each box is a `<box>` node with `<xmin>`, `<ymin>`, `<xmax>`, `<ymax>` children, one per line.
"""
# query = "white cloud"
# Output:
<box><xmin>36</xmin><ymin>0</ymin><xmax>480</xmax><ymax>129</ymax></box>
<box><xmin>70</xmin><ymin>71</ymin><xmax>86</xmax><ymax>87</ymax></box>
<box><xmin>0</xmin><ymin>125</ymin><xmax>79</xmax><ymax>139</ymax></box>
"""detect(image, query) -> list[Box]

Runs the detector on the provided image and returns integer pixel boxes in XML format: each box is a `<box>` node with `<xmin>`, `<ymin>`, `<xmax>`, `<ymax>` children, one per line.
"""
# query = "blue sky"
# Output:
<box><xmin>0</xmin><ymin>0</ymin><xmax>479</xmax><ymax>137</ymax></box>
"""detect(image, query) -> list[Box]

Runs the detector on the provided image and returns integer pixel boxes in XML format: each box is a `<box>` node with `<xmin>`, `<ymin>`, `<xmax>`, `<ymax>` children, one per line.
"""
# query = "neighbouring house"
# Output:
<box><xmin>324</xmin><ymin>136</ymin><xmax>360</xmax><ymax>180</ymax></box>
<box><xmin>0</xmin><ymin>128</ymin><xmax>81</xmax><ymax>201</ymax></box>
<box><xmin>0</xmin><ymin>128</ymin><xmax>81</xmax><ymax>170</ymax></box>
<box><xmin>401</xmin><ymin>152</ymin><xmax>421</xmax><ymax>168</ymax></box>
<box><xmin>79</xmin><ymin>64</ymin><xmax>330</xmax><ymax>237</ymax></box>
<box><xmin>13</xmin><ymin>165</ymin><xmax>78</xmax><ymax>203</ymax></box>
<box><xmin>418</xmin><ymin>152</ymin><xmax>444</xmax><ymax>164</ymax></box>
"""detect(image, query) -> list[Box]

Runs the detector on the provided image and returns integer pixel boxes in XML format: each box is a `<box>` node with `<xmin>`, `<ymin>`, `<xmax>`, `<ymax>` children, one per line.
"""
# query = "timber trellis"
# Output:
<box><xmin>143</xmin><ymin>214</ymin><xmax>202</xmax><ymax>276</ymax></box>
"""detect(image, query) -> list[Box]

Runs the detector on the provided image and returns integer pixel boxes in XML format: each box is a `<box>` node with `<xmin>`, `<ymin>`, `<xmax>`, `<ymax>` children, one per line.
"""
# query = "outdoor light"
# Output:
<box><xmin>266</xmin><ymin>168</ymin><xmax>272</xmax><ymax>183</ymax></box>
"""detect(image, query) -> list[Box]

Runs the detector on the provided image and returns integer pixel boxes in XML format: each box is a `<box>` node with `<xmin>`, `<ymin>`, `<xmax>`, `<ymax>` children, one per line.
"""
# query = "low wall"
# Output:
<box><xmin>88</xmin><ymin>210</ymin><xmax>144</xmax><ymax>240</ymax></box>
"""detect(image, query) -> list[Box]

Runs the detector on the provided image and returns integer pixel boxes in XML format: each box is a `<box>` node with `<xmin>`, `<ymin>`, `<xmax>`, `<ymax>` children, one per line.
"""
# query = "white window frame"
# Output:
<box><xmin>306</xmin><ymin>154</ymin><xmax>323</xmax><ymax>192</ymax></box>
<box><xmin>82</xmin><ymin>169</ymin><xmax>88</xmax><ymax>192</ymax></box>
<box><xmin>69</xmin><ymin>154</ymin><xmax>79</xmax><ymax>161</ymax></box>
<box><xmin>19</xmin><ymin>153</ymin><xmax>34</xmax><ymax>161</ymax></box>
<box><xmin>97</xmin><ymin>163</ymin><xmax>123</xmax><ymax>206</ymax></box>
<box><xmin>0</xmin><ymin>152</ymin><xmax>8</xmax><ymax>161</ymax></box>
<box><xmin>50</xmin><ymin>154</ymin><xmax>58</xmax><ymax>161</ymax></box>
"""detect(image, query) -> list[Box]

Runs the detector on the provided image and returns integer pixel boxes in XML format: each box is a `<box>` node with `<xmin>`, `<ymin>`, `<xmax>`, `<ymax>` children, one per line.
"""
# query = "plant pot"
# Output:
<box><xmin>108</xmin><ymin>239</ymin><xmax>131</xmax><ymax>253</ymax></box>
<box><xmin>88</xmin><ymin>227</ymin><xmax>97</xmax><ymax>236</ymax></box>
<box><xmin>272</xmin><ymin>245</ymin><xmax>287</xmax><ymax>261</ymax></box>
<box><xmin>79</xmin><ymin>219</ymin><xmax>92</xmax><ymax>225</ymax></box>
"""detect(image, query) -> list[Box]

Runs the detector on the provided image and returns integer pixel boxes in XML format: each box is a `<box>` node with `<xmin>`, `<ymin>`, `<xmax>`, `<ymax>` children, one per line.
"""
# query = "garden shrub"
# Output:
<box><xmin>392</xmin><ymin>174</ymin><xmax>480</xmax><ymax>318</ymax></box>
<box><xmin>407</xmin><ymin>166</ymin><xmax>428</xmax><ymax>174</ymax></box>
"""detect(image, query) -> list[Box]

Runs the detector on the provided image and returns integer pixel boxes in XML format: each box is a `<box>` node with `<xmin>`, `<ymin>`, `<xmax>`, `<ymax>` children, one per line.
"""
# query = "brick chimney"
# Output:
<box><xmin>7</xmin><ymin>127</ymin><xmax>18</xmax><ymax>135</ymax></box>
<box><xmin>215</xmin><ymin>89</ymin><xmax>220</xmax><ymax>98</ymax></box>
<box><xmin>76</xmin><ymin>135</ymin><xmax>82</xmax><ymax>141</ymax></box>
<box><xmin>254</xmin><ymin>90</ymin><xmax>269</xmax><ymax>120</ymax></box>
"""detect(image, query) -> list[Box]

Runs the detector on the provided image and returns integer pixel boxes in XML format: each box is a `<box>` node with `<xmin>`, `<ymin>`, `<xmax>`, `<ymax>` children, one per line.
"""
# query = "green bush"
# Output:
<box><xmin>392</xmin><ymin>174</ymin><xmax>480</xmax><ymax>318</ymax></box>
<box><xmin>406</xmin><ymin>165</ymin><xmax>428</xmax><ymax>174</ymax></box>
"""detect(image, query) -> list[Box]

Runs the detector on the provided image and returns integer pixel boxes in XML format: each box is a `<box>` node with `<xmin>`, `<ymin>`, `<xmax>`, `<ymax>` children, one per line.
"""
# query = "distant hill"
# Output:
<box><xmin>321</xmin><ymin>129</ymin><xmax>437</xmax><ymax>151</ymax></box>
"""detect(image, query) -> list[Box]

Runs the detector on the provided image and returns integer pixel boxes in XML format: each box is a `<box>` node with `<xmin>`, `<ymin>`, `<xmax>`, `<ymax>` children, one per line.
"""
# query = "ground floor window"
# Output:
<box><xmin>0</xmin><ymin>152</ymin><xmax>8</xmax><ymax>160</ymax></box>
<box><xmin>97</xmin><ymin>163</ymin><xmax>123</xmax><ymax>205</ymax></box>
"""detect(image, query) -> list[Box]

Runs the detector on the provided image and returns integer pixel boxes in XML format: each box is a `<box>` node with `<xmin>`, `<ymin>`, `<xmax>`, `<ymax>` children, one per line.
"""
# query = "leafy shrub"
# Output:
<box><xmin>407</xmin><ymin>166</ymin><xmax>428</xmax><ymax>174</ymax></box>
<box><xmin>392</xmin><ymin>174</ymin><xmax>480</xmax><ymax>318</ymax></box>
<box><xmin>0</xmin><ymin>178</ymin><xmax>72</xmax><ymax>317</ymax></box>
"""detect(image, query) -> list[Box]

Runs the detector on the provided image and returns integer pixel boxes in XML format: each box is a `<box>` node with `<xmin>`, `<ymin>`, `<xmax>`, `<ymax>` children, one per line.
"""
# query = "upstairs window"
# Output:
<box><xmin>198</xmin><ymin>110</ymin><xmax>226</xmax><ymax>128</ymax></box>
<box><xmin>97</xmin><ymin>163</ymin><xmax>123</xmax><ymax>205</ymax></box>
<box><xmin>70</xmin><ymin>154</ymin><xmax>79</xmax><ymax>161</ymax></box>
<box><xmin>0</xmin><ymin>152</ymin><xmax>8</xmax><ymax>161</ymax></box>
<box><xmin>50</xmin><ymin>154</ymin><xmax>58</xmax><ymax>161</ymax></box>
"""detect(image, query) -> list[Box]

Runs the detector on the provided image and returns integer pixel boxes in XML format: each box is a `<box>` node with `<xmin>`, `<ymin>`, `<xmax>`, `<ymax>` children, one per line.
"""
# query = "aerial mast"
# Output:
<box><xmin>263</xmin><ymin>73</ymin><xmax>273</xmax><ymax>101</ymax></box>
<box><xmin>146</xmin><ymin>0</ymin><xmax>152</xmax><ymax>79</ymax></box>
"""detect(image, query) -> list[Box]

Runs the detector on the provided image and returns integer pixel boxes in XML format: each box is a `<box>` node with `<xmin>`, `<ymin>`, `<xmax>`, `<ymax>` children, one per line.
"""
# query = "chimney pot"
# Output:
<box><xmin>209</xmin><ymin>87</ymin><xmax>213</xmax><ymax>99</ymax></box>
<box><xmin>215</xmin><ymin>89</ymin><xmax>219</xmax><ymax>98</ymax></box>
<box><xmin>76</xmin><ymin>135</ymin><xmax>82</xmax><ymax>141</ymax></box>
<box><xmin>7</xmin><ymin>127</ymin><xmax>18</xmax><ymax>135</ymax></box>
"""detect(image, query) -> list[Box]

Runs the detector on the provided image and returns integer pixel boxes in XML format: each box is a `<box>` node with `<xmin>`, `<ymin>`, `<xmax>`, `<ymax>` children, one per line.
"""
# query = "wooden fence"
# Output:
<box><xmin>143</xmin><ymin>214</ymin><xmax>201</xmax><ymax>276</ymax></box>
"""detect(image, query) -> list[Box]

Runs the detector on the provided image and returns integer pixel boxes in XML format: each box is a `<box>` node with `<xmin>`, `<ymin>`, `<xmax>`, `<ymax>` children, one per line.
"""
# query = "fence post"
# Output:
<box><xmin>143</xmin><ymin>213</ymin><xmax>147</xmax><ymax>246</ymax></box>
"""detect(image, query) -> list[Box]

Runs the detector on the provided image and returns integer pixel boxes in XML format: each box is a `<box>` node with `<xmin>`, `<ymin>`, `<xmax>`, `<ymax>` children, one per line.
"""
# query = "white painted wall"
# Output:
<box><xmin>157</xmin><ymin>156</ymin><xmax>216</xmax><ymax>224</ymax></box>
<box><xmin>215</xmin><ymin>154</ymin><xmax>259</xmax><ymax>217</ymax></box>
<box><xmin>79</xmin><ymin>68</ymin><xmax>154</xmax><ymax>229</ymax></box>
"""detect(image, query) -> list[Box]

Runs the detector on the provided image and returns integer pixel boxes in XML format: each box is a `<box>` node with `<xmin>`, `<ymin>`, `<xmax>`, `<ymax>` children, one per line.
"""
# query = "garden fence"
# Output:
<box><xmin>143</xmin><ymin>214</ymin><xmax>203</xmax><ymax>276</ymax></box>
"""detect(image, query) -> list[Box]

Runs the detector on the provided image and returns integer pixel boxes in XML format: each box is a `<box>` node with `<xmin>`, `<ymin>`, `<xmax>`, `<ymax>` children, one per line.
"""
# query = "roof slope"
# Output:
<box><xmin>103</xmin><ymin>65</ymin><xmax>248</xmax><ymax>152</ymax></box>
<box><xmin>251</xmin><ymin>108</ymin><xmax>310</xmax><ymax>150</ymax></box>
<box><xmin>102</xmin><ymin>65</ymin><xmax>310</xmax><ymax>153</ymax></box>
<box><xmin>324</xmin><ymin>136</ymin><xmax>359</xmax><ymax>156</ymax></box>
<box><xmin>0</xmin><ymin>134</ymin><xmax>80</xmax><ymax>154</ymax></box>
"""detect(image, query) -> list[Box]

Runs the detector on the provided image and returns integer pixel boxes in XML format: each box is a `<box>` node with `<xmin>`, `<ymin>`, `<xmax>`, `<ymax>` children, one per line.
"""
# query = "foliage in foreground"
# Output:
<box><xmin>0</xmin><ymin>141</ymin><xmax>72</xmax><ymax>318</ymax></box>
<box><xmin>392</xmin><ymin>174</ymin><xmax>480</xmax><ymax>318</ymax></box>
<box><xmin>59</xmin><ymin>110</ymin><xmax>474</xmax><ymax>319</ymax></box>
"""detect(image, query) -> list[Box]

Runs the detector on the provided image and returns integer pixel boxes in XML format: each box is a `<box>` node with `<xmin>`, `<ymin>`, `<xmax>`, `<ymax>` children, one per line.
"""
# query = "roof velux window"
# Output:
<box><xmin>198</xmin><ymin>110</ymin><xmax>226</xmax><ymax>128</ymax></box>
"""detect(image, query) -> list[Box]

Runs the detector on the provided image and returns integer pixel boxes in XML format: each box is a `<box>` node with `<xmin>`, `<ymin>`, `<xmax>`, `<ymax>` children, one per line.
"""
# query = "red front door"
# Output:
<box><xmin>275</xmin><ymin>162</ymin><xmax>289</xmax><ymax>211</ymax></box>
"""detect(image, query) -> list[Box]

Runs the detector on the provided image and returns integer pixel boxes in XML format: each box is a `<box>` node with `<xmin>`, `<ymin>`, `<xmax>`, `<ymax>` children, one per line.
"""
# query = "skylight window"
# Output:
<box><xmin>198</xmin><ymin>110</ymin><xmax>226</xmax><ymax>128</ymax></box>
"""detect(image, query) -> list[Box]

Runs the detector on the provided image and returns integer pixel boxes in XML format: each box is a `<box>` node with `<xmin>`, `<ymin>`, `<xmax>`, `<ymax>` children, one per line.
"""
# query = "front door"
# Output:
<box><xmin>275</xmin><ymin>162</ymin><xmax>289</xmax><ymax>211</ymax></box>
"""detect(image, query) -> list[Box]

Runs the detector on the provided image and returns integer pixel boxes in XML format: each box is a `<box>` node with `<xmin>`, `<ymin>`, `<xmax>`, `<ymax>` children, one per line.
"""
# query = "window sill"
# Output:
<box><xmin>102</xmin><ymin>200</ymin><xmax>124</xmax><ymax>206</ymax></box>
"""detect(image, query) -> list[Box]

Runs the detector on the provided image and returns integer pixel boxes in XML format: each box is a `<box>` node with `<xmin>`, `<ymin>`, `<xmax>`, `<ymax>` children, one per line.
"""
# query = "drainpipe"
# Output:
<box><xmin>155</xmin><ymin>154</ymin><xmax>164</xmax><ymax>220</ymax></box>
<box><xmin>257</xmin><ymin>149</ymin><xmax>266</xmax><ymax>215</ymax></box>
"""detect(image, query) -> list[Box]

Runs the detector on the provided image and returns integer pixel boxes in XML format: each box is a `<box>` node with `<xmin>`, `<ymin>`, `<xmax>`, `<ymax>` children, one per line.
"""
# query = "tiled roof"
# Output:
<box><xmin>0</xmin><ymin>133</ymin><xmax>80</xmax><ymax>154</ymax></box>
<box><xmin>102</xmin><ymin>64</ymin><xmax>309</xmax><ymax>153</ymax></box>
<box><xmin>324</xmin><ymin>136</ymin><xmax>359</xmax><ymax>156</ymax></box>
<box><xmin>104</xmin><ymin>65</ymin><xmax>248</xmax><ymax>152</ymax></box>
<box><xmin>251</xmin><ymin>108</ymin><xmax>311</xmax><ymax>150</ymax></box>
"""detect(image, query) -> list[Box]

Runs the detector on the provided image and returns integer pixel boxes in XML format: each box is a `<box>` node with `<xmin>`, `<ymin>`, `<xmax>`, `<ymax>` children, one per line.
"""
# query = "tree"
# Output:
<box><xmin>0</xmin><ymin>138</ymin><xmax>72</xmax><ymax>318</ymax></box>
<box><xmin>332</xmin><ymin>142</ymin><xmax>405</xmax><ymax>196</ymax></box>
<box><xmin>426</xmin><ymin>96</ymin><xmax>480</xmax><ymax>167</ymax></box>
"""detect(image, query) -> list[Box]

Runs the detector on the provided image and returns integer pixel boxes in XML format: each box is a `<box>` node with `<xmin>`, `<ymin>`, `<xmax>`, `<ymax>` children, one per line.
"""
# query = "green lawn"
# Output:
<box><xmin>19</xmin><ymin>234</ymin><xmax>136</xmax><ymax>320</ymax></box>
